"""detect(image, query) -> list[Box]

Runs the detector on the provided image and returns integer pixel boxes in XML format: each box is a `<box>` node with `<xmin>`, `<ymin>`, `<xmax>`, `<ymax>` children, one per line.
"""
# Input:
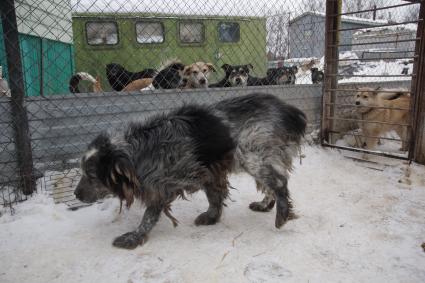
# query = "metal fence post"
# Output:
<box><xmin>321</xmin><ymin>0</ymin><xmax>341</xmax><ymax>144</ymax></box>
<box><xmin>410</xmin><ymin>1</ymin><xmax>425</xmax><ymax>164</ymax></box>
<box><xmin>0</xmin><ymin>0</ymin><xmax>36</xmax><ymax>194</ymax></box>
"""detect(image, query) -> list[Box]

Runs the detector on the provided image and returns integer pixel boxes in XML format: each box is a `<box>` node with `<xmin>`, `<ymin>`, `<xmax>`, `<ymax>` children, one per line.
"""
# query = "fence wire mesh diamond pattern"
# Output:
<box><xmin>0</xmin><ymin>0</ymin><xmax>423</xmax><ymax>211</ymax></box>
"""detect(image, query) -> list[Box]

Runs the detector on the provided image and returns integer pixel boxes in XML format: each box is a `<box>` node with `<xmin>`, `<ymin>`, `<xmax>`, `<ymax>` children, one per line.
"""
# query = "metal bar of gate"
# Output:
<box><xmin>321</xmin><ymin>0</ymin><xmax>341</xmax><ymax>145</ymax></box>
<box><xmin>330</xmin><ymin>56</ymin><xmax>417</xmax><ymax>62</ymax></box>
<box><xmin>322</xmin><ymin>0</ymin><xmax>423</xmax><ymax>159</ymax></box>
<box><xmin>332</xmin><ymin>2</ymin><xmax>419</xmax><ymax>17</ymax></box>
<box><xmin>335</xmin><ymin>20</ymin><xmax>422</xmax><ymax>32</ymax></box>
<box><xmin>411</xmin><ymin>1</ymin><xmax>425</xmax><ymax>163</ymax></box>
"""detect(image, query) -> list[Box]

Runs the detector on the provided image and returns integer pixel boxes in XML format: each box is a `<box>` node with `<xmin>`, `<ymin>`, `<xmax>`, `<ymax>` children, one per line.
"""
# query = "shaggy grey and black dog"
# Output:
<box><xmin>74</xmin><ymin>93</ymin><xmax>306</xmax><ymax>249</ymax></box>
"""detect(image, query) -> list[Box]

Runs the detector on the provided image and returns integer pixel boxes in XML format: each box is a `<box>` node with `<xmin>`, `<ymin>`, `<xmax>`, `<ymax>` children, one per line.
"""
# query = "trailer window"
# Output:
<box><xmin>218</xmin><ymin>22</ymin><xmax>240</xmax><ymax>42</ymax></box>
<box><xmin>179</xmin><ymin>22</ymin><xmax>204</xmax><ymax>43</ymax></box>
<box><xmin>136</xmin><ymin>22</ymin><xmax>164</xmax><ymax>44</ymax></box>
<box><xmin>86</xmin><ymin>22</ymin><xmax>118</xmax><ymax>45</ymax></box>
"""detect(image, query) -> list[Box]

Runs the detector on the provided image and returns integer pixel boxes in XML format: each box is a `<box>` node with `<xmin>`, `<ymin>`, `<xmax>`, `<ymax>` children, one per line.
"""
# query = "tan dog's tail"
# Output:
<box><xmin>93</xmin><ymin>76</ymin><xmax>103</xmax><ymax>93</ymax></box>
<box><xmin>376</xmin><ymin>88</ymin><xmax>410</xmax><ymax>100</ymax></box>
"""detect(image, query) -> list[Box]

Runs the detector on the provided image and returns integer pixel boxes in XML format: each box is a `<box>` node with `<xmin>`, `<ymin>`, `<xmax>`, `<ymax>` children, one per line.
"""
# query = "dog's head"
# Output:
<box><xmin>354</xmin><ymin>87</ymin><xmax>381</xmax><ymax>112</ymax></box>
<box><xmin>74</xmin><ymin>133</ymin><xmax>139</xmax><ymax>207</ymax></box>
<box><xmin>266</xmin><ymin>66</ymin><xmax>296</xmax><ymax>85</ymax></box>
<box><xmin>222</xmin><ymin>64</ymin><xmax>252</xmax><ymax>87</ymax></box>
<box><xmin>267</xmin><ymin>67</ymin><xmax>288</xmax><ymax>84</ymax></box>
<box><xmin>106</xmin><ymin>63</ymin><xmax>129</xmax><ymax>91</ymax></box>
<box><xmin>154</xmin><ymin>62</ymin><xmax>186</xmax><ymax>89</ymax></box>
<box><xmin>183</xmin><ymin>62</ymin><xmax>216</xmax><ymax>88</ymax></box>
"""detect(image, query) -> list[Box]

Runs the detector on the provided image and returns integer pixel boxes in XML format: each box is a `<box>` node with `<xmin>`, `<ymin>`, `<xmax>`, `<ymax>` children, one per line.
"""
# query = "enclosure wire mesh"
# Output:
<box><xmin>0</xmin><ymin>0</ymin><xmax>422</xmax><ymax>211</ymax></box>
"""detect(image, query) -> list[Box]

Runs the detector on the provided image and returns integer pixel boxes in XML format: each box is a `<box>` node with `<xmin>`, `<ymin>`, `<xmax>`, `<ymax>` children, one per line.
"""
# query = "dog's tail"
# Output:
<box><xmin>378</xmin><ymin>88</ymin><xmax>410</xmax><ymax>100</ymax></box>
<box><xmin>69</xmin><ymin>72</ymin><xmax>99</xmax><ymax>93</ymax></box>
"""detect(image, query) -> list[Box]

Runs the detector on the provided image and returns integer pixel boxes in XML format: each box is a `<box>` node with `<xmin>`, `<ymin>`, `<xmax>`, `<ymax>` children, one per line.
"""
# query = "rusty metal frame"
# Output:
<box><xmin>410</xmin><ymin>0</ymin><xmax>425</xmax><ymax>163</ymax></box>
<box><xmin>321</xmin><ymin>0</ymin><xmax>341</xmax><ymax>145</ymax></box>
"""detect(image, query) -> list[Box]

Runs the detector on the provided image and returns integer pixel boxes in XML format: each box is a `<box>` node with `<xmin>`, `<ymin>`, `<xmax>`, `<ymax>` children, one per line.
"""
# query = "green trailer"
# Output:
<box><xmin>72</xmin><ymin>13</ymin><xmax>267</xmax><ymax>90</ymax></box>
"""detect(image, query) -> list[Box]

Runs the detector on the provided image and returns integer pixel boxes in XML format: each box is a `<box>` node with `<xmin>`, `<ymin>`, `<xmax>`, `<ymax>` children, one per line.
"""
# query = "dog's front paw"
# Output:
<box><xmin>195</xmin><ymin>212</ymin><xmax>219</xmax><ymax>226</ymax></box>
<box><xmin>112</xmin><ymin>232</ymin><xmax>146</xmax><ymax>249</ymax></box>
<box><xmin>249</xmin><ymin>200</ymin><xmax>275</xmax><ymax>212</ymax></box>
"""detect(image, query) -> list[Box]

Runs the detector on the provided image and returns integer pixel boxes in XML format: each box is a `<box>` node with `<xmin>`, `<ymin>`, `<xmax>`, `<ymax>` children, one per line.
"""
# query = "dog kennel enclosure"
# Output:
<box><xmin>0</xmin><ymin>0</ymin><xmax>424</xmax><ymax>212</ymax></box>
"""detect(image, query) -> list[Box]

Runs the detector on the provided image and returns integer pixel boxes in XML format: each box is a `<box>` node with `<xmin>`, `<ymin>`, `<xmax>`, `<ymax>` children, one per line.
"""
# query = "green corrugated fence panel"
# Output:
<box><xmin>0</xmin><ymin>22</ymin><xmax>9</xmax><ymax>81</ymax></box>
<box><xmin>19</xmin><ymin>34</ymin><xmax>41</xmax><ymax>97</ymax></box>
<box><xmin>42</xmin><ymin>39</ymin><xmax>74</xmax><ymax>95</ymax></box>
<box><xmin>1</xmin><ymin>22</ymin><xmax>74</xmax><ymax>96</ymax></box>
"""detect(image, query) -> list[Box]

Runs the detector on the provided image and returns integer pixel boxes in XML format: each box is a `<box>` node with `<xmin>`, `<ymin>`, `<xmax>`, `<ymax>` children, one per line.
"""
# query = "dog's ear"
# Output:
<box><xmin>104</xmin><ymin>149</ymin><xmax>139</xmax><ymax>208</ymax></box>
<box><xmin>206</xmin><ymin>63</ymin><xmax>216</xmax><ymax>72</ymax></box>
<box><xmin>170</xmin><ymin>63</ymin><xmax>185</xmax><ymax>71</ymax></box>
<box><xmin>95</xmin><ymin>139</ymin><xmax>139</xmax><ymax>208</ymax></box>
<box><xmin>221</xmin><ymin>64</ymin><xmax>232</xmax><ymax>73</ymax></box>
<box><xmin>183</xmin><ymin>65</ymin><xmax>192</xmax><ymax>76</ymax></box>
<box><xmin>373</xmin><ymin>86</ymin><xmax>382</xmax><ymax>95</ymax></box>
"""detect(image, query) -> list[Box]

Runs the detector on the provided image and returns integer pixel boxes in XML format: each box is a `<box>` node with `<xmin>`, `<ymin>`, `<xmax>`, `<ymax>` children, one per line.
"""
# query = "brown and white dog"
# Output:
<box><xmin>69</xmin><ymin>72</ymin><xmax>103</xmax><ymax>93</ymax></box>
<box><xmin>122</xmin><ymin>78</ymin><xmax>153</xmax><ymax>91</ymax></box>
<box><xmin>182</xmin><ymin>62</ymin><xmax>216</xmax><ymax>88</ymax></box>
<box><xmin>354</xmin><ymin>87</ymin><xmax>411</xmax><ymax>151</ymax></box>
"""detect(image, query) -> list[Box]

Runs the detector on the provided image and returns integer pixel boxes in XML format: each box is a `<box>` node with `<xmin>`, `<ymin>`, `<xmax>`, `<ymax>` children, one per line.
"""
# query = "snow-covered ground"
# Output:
<box><xmin>1</xmin><ymin>146</ymin><xmax>425</xmax><ymax>283</ymax></box>
<box><xmin>294</xmin><ymin>52</ymin><xmax>413</xmax><ymax>84</ymax></box>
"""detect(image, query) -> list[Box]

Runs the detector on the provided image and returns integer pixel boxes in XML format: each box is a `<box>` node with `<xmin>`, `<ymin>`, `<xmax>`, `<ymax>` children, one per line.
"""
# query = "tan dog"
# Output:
<box><xmin>182</xmin><ymin>62</ymin><xmax>216</xmax><ymax>88</ymax></box>
<box><xmin>354</xmin><ymin>87</ymin><xmax>411</xmax><ymax>151</ymax></box>
<box><xmin>93</xmin><ymin>76</ymin><xmax>103</xmax><ymax>92</ymax></box>
<box><xmin>122</xmin><ymin>78</ymin><xmax>153</xmax><ymax>91</ymax></box>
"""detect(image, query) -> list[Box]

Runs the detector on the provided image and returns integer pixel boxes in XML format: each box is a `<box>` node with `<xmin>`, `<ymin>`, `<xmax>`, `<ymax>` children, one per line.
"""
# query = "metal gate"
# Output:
<box><xmin>321</xmin><ymin>0</ymin><xmax>424</xmax><ymax>160</ymax></box>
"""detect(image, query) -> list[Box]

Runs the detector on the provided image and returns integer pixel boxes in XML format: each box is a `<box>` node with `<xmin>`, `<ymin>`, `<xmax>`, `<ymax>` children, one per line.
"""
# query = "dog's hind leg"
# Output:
<box><xmin>254</xmin><ymin>165</ymin><xmax>294</xmax><ymax>229</ymax></box>
<box><xmin>249</xmin><ymin>181</ymin><xmax>275</xmax><ymax>212</ymax></box>
<box><xmin>112</xmin><ymin>205</ymin><xmax>163</xmax><ymax>249</ymax></box>
<box><xmin>395</xmin><ymin>125</ymin><xmax>409</xmax><ymax>151</ymax></box>
<box><xmin>195</xmin><ymin>174</ymin><xmax>228</xmax><ymax>226</ymax></box>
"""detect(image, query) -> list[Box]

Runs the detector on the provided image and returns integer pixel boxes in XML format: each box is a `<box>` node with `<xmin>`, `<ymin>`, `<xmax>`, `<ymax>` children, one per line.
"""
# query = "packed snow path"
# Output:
<box><xmin>1</xmin><ymin>146</ymin><xmax>424</xmax><ymax>283</ymax></box>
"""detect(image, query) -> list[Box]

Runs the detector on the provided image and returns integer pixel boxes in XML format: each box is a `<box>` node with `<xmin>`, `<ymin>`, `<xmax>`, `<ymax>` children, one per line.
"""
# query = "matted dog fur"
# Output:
<box><xmin>74</xmin><ymin>93</ymin><xmax>306</xmax><ymax>249</ymax></box>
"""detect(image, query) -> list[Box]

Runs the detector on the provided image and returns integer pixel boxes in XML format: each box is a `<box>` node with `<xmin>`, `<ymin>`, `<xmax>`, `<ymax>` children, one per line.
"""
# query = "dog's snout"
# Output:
<box><xmin>355</xmin><ymin>101</ymin><xmax>360</xmax><ymax>105</ymax></box>
<box><xmin>235</xmin><ymin>77</ymin><xmax>241</xmax><ymax>84</ymax></box>
<box><xmin>199</xmin><ymin>78</ymin><xmax>206</xmax><ymax>85</ymax></box>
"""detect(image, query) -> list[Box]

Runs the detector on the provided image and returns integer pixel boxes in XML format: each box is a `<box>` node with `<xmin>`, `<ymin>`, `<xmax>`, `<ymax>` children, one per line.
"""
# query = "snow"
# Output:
<box><xmin>1</xmin><ymin>146</ymin><xmax>425</xmax><ymax>282</ymax></box>
<box><xmin>338</xmin><ymin>59</ymin><xmax>413</xmax><ymax>83</ymax></box>
<box><xmin>335</xmin><ymin>130</ymin><xmax>408</xmax><ymax>158</ymax></box>
<box><xmin>354</xmin><ymin>23</ymin><xmax>418</xmax><ymax>36</ymax></box>
<box><xmin>291</xmin><ymin>11</ymin><xmax>388</xmax><ymax>26</ymax></box>
<box><xmin>291</xmin><ymin>51</ymin><xmax>413</xmax><ymax>84</ymax></box>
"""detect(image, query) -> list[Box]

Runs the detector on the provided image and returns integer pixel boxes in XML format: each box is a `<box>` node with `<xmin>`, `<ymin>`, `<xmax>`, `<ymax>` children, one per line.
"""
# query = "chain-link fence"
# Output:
<box><xmin>0</xmin><ymin>0</ymin><xmax>424</xmax><ymax>211</ymax></box>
